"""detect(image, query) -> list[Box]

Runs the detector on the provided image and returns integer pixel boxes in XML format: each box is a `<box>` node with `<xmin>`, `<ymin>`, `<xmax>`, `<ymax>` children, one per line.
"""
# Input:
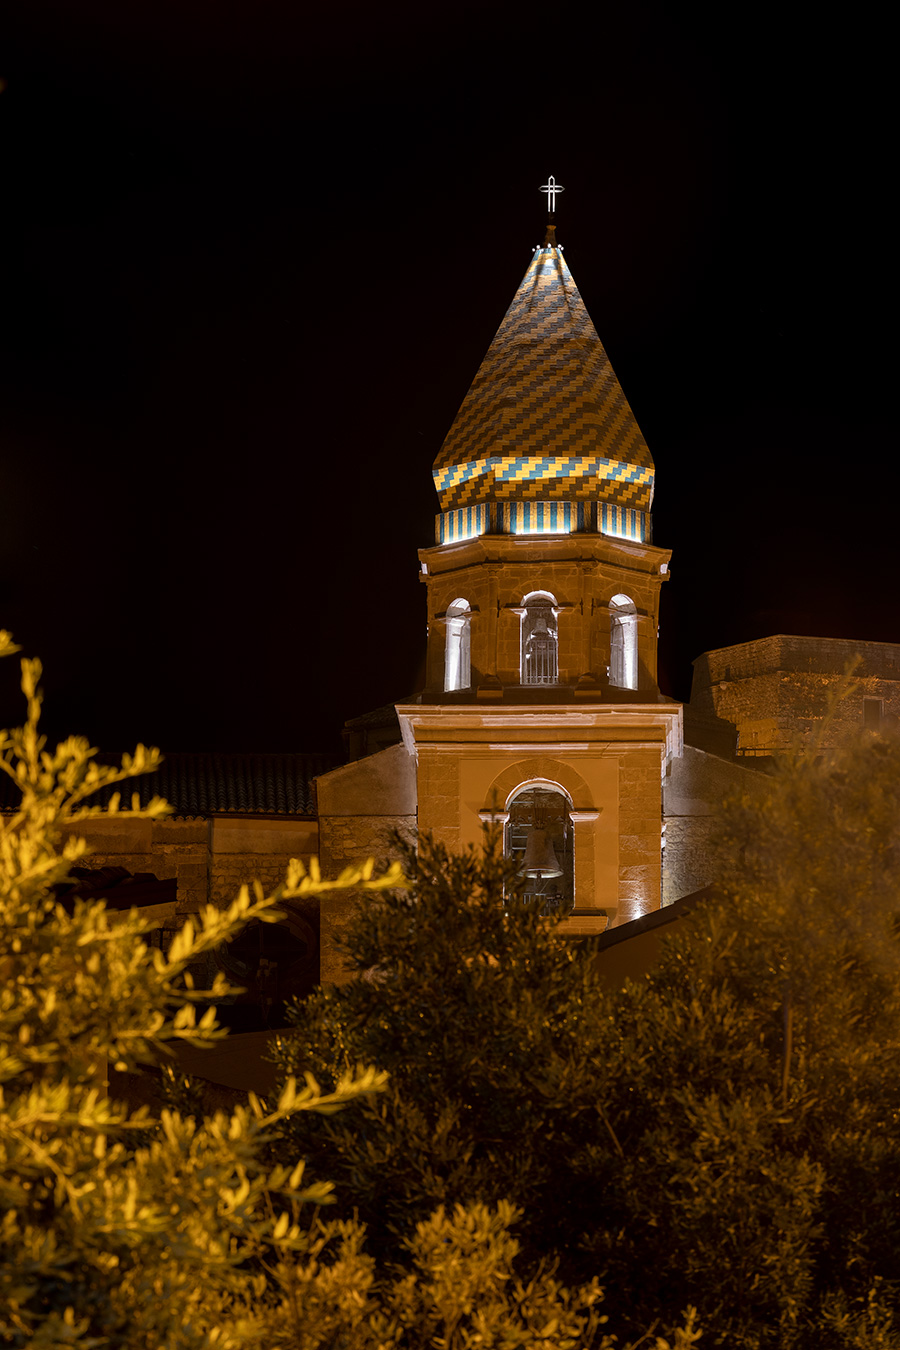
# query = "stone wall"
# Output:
<box><xmin>73</xmin><ymin>815</ymin><xmax>321</xmax><ymax>914</ymax></box>
<box><xmin>617</xmin><ymin>749</ymin><xmax>664</xmax><ymax>925</ymax></box>
<box><xmin>419</xmin><ymin>534</ymin><xmax>669</xmax><ymax>698</ymax></box>
<box><xmin>691</xmin><ymin>635</ymin><xmax>900</xmax><ymax>755</ymax></box>
<box><xmin>316</xmin><ymin>742</ymin><xmax>418</xmax><ymax>984</ymax></box>
<box><xmin>72</xmin><ymin>816</ymin><xmax>210</xmax><ymax>914</ymax></box>
<box><xmin>209</xmin><ymin>817</ymin><xmax>319</xmax><ymax>906</ymax></box>
<box><xmin>662</xmin><ymin>746</ymin><xmax>767</xmax><ymax>903</ymax></box>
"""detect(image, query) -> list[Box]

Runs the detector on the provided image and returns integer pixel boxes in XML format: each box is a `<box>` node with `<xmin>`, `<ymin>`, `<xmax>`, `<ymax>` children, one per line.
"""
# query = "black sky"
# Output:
<box><xmin>0</xmin><ymin>2</ymin><xmax>893</xmax><ymax>755</ymax></box>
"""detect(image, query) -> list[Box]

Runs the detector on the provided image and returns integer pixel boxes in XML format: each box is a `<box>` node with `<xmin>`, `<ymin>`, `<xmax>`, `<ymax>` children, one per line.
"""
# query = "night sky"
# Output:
<box><xmin>0</xmin><ymin>2</ymin><xmax>892</xmax><ymax>756</ymax></box>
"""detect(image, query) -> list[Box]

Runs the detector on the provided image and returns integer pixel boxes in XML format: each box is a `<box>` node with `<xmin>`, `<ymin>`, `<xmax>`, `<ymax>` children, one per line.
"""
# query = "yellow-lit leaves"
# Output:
<box><xmin>0</xmin><ymin>634</ymin><xmax>409</xmax><ymax>1346</ymax></box>
<box><xmin>281</xmin><ymin>854</ymin><xmax>408</xmax><ymax>899</ymax></box>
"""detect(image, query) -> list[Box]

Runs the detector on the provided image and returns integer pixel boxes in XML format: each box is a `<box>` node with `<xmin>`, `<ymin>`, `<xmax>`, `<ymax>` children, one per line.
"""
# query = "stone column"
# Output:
<box><xmin>478</xmin><ymin>808</ymin><xmax>509</xmax><ymax>855</ymax></box>
<box><xmin>567</xmin><ymin>809</ymin><xmax>607</xmax><ymax>933</ymax></box>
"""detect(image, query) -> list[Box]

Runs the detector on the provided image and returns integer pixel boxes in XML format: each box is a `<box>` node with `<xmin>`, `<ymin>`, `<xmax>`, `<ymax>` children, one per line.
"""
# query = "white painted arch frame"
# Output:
<box><xmin>443</xmin><ymin>597</ymin><xmax>472</xmax><ymax>692</ymax></box>
<box><xmin>609</xmin><ymin>593</ymin><xmax>638</xmax><ymax>690</ymax></box>
<box><xmin>479</xmin><ymin>775</ymin><xmax>602</xmax><ymax>911</ymax></box>
<box><xmin>512</xmin><ymin>590</ymin><xmax>561</xmax><ymax>686</ymax></box>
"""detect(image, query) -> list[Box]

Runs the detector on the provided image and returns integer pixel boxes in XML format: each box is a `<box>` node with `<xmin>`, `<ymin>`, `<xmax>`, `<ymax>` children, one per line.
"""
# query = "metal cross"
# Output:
<box><xmin>540</xmin><ymin>175</ymin><xmax>564</xmax><ymax>212</ymax></box>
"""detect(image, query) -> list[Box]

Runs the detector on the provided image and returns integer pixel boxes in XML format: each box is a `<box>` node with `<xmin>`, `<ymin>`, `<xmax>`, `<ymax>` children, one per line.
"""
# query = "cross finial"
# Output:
<box><xmin>540</xmin><ymin>175</ymin><xmax>564</xmax><ymax>214</ymax></box>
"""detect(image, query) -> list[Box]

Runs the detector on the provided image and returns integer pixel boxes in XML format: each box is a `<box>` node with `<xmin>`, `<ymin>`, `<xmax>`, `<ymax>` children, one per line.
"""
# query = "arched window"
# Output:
<box><xmin>520</xmin><ymin>591</ymin><xmax>558</xmax><ymax>685</ymax></box>
<box><xmin>506</xmin><ymin>783</ymin><xmax>574</xmax><ymax>915</ymax></box>
<box><xmin>609</xmin><ymin>594</ymin><xmax>638</xmax><ymax>690</ymax></box>
<box><xmin>444</xmin><ymin>598</ymin><xmax>471</xmax><ymax>692</ymax></box>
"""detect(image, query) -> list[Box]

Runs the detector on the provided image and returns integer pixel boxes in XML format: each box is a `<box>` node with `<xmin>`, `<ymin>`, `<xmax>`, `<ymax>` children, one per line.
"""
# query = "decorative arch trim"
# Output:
<box><xmin>481</xmin><ymin>758</ymin><xmax>595</xmax><ymax>813</ymax></box>
<box><xmin>505</xmin><ymin>777</ymin><xmax>573</xmax><ymax>811</ymax></box>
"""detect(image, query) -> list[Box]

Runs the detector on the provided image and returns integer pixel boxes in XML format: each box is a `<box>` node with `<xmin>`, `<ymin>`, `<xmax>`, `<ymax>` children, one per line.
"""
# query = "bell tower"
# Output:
<box><xmin>397</xmin><ymin>180</ymin><xmax>682</xmax><ymax>929</ymax></box>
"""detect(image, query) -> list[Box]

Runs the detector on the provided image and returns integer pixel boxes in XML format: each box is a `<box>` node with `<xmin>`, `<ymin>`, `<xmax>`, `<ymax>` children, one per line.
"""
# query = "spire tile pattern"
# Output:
<box><xmin>433</xmin><ymin>236</ymin><xmax>654</xmax><ymax>544</ymax></box>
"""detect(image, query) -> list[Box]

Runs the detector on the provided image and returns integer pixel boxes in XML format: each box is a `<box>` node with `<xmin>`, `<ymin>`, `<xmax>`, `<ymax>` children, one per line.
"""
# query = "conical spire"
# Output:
<box><xmin>433</xmin><ymin>182</ymin><xmax>654</xmax><ymax>545</ymax></box>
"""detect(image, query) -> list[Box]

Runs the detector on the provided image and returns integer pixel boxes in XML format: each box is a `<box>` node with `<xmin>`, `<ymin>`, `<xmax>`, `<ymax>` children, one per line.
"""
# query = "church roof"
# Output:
<box><xmin>0</xmin><ymin>751</ymin><xmax>339</xmax><ymax>819</ymax></box>
<box><xmin>433</xmin><ymin>226</ymin><xmax>654</xmax><ymax>517</ymax></box>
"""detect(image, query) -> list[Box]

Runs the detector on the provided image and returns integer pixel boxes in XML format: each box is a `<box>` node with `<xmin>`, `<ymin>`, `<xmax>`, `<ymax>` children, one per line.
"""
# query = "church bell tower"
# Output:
<box><xmin>397</xmin><ymin>180</ymin><xmax>682</xmax><ymax>930</ymax></box>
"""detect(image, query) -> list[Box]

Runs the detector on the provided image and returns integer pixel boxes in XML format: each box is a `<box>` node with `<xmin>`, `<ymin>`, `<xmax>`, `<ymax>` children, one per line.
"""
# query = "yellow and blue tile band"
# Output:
<box><xmin>436</xmin><ymin>504</ymin><xmax>489</xmax><ymax>544</ymax></box>
<box><xmin>435</xmin><ymin>502</ymin><xmax>647</xmax><ymax>544</ymax></box>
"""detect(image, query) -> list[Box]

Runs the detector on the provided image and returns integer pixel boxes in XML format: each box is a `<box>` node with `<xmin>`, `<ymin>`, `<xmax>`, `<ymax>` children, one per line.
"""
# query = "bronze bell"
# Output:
<box><xmin>522</xmin><ymin>827</ymin><xmax>563</xmax><ymax>878</ymax></box>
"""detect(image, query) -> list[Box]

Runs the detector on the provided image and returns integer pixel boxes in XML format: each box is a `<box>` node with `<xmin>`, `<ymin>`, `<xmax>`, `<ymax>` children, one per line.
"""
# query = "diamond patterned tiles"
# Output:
<box><xmin>433</xmin><ymin>239</ymin><xmax>654</xmax><ymax>515</ymax></box>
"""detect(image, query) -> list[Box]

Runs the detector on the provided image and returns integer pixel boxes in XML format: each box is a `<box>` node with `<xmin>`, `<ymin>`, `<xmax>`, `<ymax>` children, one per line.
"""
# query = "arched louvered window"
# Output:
<box><xmin>609</xmin><ymin>594</ymin><xmax>638</xmax><ymax>690</ymax></box>
<box><xmin>506</xmin><ymin>783</ymin><xmax>574</xmax><ymax>915</ymax></box>
<box><xmin>521</xmin><ymin>592</ymin><xmax>558</xmax><ymax>685</ymax></box>
<box><xmin>444</xmin><ymin>599</ymin><xmax>471</xmax><ymax>692</ymax></box>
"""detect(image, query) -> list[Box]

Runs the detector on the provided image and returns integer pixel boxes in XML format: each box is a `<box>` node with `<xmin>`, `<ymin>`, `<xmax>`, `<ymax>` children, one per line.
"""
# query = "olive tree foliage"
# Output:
<box><xmin>276</xmin><ymin>733</ymin><xmax>900</xmax><ymax>1347</ymax></box>
<box><xmin>272</xmin><ymin>832</ymin><xmax>611</xmax><ymax>1269</ymax></box>
<box><xmin>1</xmin><ymin>634</ymin><xmax>688</xmax><ymax>1350</ymax></box>
<box><xmin>256</xmin><ymin>1200</ymin><xmax>703</xmax><ymax>1350</ymax></box>
<box><xmin>0</xmin><ymin>631</ymin><xmax>396</xmax><ymax>1349</ymax></box>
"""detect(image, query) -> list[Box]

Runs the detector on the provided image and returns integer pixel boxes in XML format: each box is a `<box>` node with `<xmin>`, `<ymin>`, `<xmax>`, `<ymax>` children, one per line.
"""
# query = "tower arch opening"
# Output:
<box><xmin>505</xmin><ymin>781</ymin><xmax>574</xmax><ymax>915</ymax></box>
<box><xmin>444</xmin><ymin>598</ymin><xmax>472</xmax><ymax>692</ymax></box>
<box><xmin>609</xmin><ymin>593</ymin><xmax>638</xmax><ymax>690</ymax></box>
<box><xmin>520</xmin><ymin>591</ymin><xmax>559</xmax><ymax>685</ymax></box>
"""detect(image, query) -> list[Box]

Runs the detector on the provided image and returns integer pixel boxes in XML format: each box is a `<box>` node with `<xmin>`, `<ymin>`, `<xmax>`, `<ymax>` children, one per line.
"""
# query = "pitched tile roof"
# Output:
<box><xmin>0</xmin><ymin>751</ymin><xmax>339</xmax><ymax>818</ymax></box>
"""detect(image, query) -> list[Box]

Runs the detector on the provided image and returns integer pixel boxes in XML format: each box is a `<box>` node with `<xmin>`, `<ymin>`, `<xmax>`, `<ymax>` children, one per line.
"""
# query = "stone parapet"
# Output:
<box><xmin>691</xmin><ymin>635</ymin><xmax>900</xmax><ymax>755</ymax></box>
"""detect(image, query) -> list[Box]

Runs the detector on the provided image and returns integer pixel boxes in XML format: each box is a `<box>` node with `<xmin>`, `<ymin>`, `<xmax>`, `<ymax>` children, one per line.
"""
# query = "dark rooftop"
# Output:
<box><xmin>0</xmin><ymin>751</ymin><xmax>340</xmax><ymax>818</ymax></box>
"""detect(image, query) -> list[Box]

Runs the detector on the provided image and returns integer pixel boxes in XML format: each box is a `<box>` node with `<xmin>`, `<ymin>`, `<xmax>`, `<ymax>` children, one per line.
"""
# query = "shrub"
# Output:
<box><xmin>0</xmin><ymin>633</ymin><xmax>392</xmax><ymax>1348</ymax></box>
<box><xmin>1</xmin><ymin>632</ymin><xmax>685</xmax><ymax>1349</ymax></box>
<box><xmin>276</xmin><ymin>738</ymin><xmax>900</xmax><ymax>1345</ymax></box>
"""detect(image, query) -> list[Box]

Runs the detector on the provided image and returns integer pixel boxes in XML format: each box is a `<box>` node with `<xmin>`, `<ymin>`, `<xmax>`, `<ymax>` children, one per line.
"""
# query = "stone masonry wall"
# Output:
<box><xmin>616</xmin><ymin>748</ymin><xmax>663</xmax><ymax>925</ymax></box>
<box><xmin>662</xmin><ymin>815</ymin><xmax>717</xmax><ymax>905</ymax></box>
<box><xmin>663</xmin><ymin>746</ymin><xmax>768</xmax><ymax>902</ymax></box>
<box><xmin>691</xmin><ymin>636</ymin><xmax>900</xmax><ymax>755</ymax></box>
<box><xmin>317</xmin><ymin>814</ymin><xmax>415</xmax><ymax>986</ymax></box>
<box><xmin>73</xmin><ymin>817</ymin><xmax>210</xmax><ymax>914</ymax></box>
<box><xmin>424</xmin><ymin>548</ymin><xmax>664</xmax><ymax>695</ymax></box>
<box><xmin>74</xmin><ymin>815</ymin><xmax>324</xmax><ymax>913</ymax></box>
<box><xmin>414</xmin><ymin>751</ymin><xmax>460</xmax><ymax>854</ymax></box>
<box><xmin>315</xmin><ymin>742</ymin><xmax>418</xmax><ymax>985</ymax></box>
<box><xmin>318</xmin><ymin>814</ymin><xmax>416</xmax><ymax>875</ymax></box>
<box><xmin>209</xmin><ymin>856</ymin><xmax>308</xmax><ymax>906</ymax></box>
<box><xmin>209</xmin><ymin>817</ymin><xmax>319</xmax><ymax>906</ymax></box>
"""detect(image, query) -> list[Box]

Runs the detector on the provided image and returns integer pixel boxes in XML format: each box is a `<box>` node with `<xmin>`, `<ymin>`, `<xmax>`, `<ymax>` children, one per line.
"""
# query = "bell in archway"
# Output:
<box><xmin>522</xmin><ymin>827</ymin><xmax>563</xmax><ymax>878</ymax></box>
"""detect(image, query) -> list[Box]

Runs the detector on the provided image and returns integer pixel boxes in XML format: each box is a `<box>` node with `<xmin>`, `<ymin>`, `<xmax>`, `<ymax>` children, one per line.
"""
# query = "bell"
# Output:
<box><xmin>522</xmin><ymin>827</ymin><xmax>563</xmax><ymax>878</ymax></box>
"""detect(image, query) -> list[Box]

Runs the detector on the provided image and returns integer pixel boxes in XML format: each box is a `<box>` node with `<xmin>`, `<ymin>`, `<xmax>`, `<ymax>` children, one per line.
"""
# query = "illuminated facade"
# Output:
<box><xmin>318</xmin><ymin>193</ymin><xmax>682</xmax><ymax>975</ymax></box>
<box><xmin>29</xmin><ymin>192</ymin><xmax>900</xmax><ymax>1056</ymax></box>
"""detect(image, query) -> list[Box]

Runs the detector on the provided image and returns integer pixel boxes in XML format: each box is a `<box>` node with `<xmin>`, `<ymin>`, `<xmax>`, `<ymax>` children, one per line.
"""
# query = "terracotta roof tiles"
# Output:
<box><xmin>0</xmin><ymin>751</ymin><xmax>338</xmax><ymax>818</ymax></box>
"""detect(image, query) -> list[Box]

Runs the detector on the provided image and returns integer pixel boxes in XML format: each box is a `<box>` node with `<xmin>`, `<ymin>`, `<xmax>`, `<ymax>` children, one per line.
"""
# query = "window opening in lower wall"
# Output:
<box><xmin>863</xmin><ymin>697</ymin><xmax>883</xmax><ymax>730</ymax></box>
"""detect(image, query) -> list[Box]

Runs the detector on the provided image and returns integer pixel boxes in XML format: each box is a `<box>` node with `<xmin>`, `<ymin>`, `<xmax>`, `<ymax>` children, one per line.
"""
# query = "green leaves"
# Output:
<box><xmin>0</xmin><ymin>637</ymin><xmax>394</xmax><ymax>1348</ymax></box>
<box><xmin>276</xmin><ymin>747</ymin><xmax>900</xmax><ymax>1346</ymax></box>
<box><xmin>4</xmin><ymin>625</ymin><xmax>898</xmax><ymax>1346</ymax></box>
<box><xmin>276</xmin><ymin>832</ymin><xmax>612</xmax><ymax>1275</ymax></box>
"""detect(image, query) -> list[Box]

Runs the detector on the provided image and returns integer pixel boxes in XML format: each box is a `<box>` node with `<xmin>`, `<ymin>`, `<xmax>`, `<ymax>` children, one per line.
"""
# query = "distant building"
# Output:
<box><xmin>664</xmin><ymin>634</ymin><xmax>900</xmax><ymax>902</ymax></box>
